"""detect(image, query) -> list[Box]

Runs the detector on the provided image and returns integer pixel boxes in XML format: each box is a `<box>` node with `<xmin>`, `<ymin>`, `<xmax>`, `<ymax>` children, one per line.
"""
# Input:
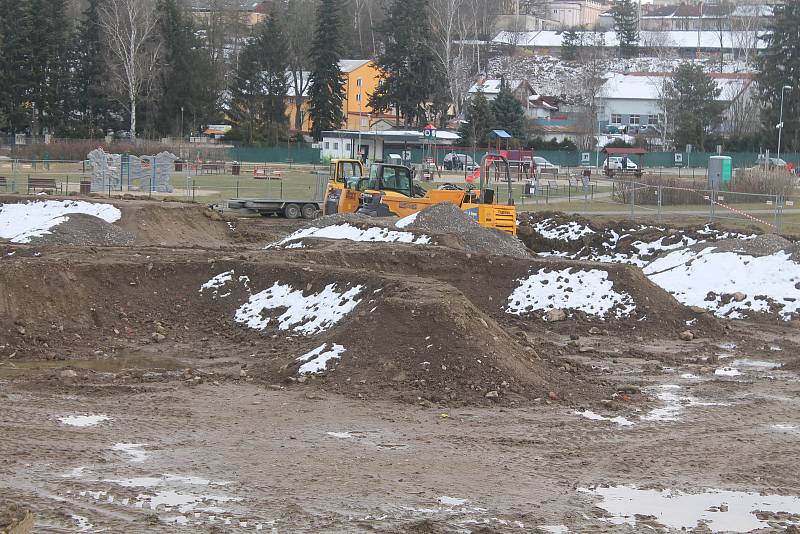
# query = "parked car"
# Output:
<box><xmin>443</xmin><ymin>152</ymin><xmax>477</xmax><ymax>171</ymax></box>
<box><xmin>754</xmin><ymin>156</ymin><xmax>787</xmax><ymax>169</ymax></box>
<box><xmin>603</xmin><ymin>157</ymin><xmax>639</xmax><ymax>171</ymax></box>
<box><xmin>533</xmin><ymin>156</ymin><xmax>560</xmax><ymax>174</ymax></box>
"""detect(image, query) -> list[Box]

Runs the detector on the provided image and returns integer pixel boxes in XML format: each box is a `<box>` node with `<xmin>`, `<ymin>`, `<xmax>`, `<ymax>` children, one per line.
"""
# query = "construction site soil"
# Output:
<box><xmin>2</xmin><ymin>196</ymin><xmax>800</xmax><ymax>533</ymax></box>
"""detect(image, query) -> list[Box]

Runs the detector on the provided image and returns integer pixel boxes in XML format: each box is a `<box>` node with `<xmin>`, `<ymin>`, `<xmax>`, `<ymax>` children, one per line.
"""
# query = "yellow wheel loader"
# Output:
<box><xmin>322</xmin><ymin>155</ymin><xmax>517</xmax><ymax>235</ymax></box>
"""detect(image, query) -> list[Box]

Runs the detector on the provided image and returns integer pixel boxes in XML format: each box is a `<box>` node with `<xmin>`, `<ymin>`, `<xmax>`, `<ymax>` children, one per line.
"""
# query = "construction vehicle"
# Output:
<box><xmin>323</xmin><ymin>154</ymin><xmax>517</xmax><ymax>235</ymax></box>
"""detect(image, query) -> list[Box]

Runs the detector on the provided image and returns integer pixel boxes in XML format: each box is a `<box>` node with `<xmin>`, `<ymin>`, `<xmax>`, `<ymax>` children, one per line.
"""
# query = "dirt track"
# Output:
<box><xmin>2</xmin><ymin>197</ymin><xmax>800</xmax><ymax>533</ymax></box>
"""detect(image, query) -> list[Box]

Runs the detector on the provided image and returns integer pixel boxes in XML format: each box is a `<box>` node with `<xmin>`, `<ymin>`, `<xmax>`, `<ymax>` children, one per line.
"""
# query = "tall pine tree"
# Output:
<box><xmin>491</xmin><ymin>80</ymin><xmax>525</xmax><ymax>139</ymax></box>
<box><xmin>228</xmin><ymin>14</ymin><xmax>289</xmax><ymax>145</ymax></box>
<box><xmin>28</xmin><ymin>0</ymin><xmax>70</xmax><ymax>134</ymax></box>
<box><xmin>611</xmin><ymin>0</ymin><xmax>639</xmax><ymax>59</ymax></box>
<box><xmin>157</xmin><ymin>0</ymin><xmax>218</xmax><ymax>137</ymax></box>
<box><xmin>308</xmin><ymin>0</ymin><xmax>345</xmax><ymax>140</ymax></box>
<box><xmin>458</xmin><ymin>90</ymin><xmax>495</xmax><ymax>147</ymax></box>
<box><xmin>665</xmin><ymin>63</ymin><xmax>723</xmax><ymax>150</ymax></box>
<box><xmin>369</xmin><ymin>0</ymin><xmax>447</xmax><ymax>126</ymax></box>
<box><xmin>759</xmin><ymin>0</ymin><xmax>800</xmax><ymax>152</ymax></box>
<box><xmin>0</xmin><ymin>0</ymin><xmax>34</xmax><ymax>133</ymax></box>
<box><xmin>561</xmin><ymin>29</ymin><xmax>581</xmax><ymax>61</ymax></box>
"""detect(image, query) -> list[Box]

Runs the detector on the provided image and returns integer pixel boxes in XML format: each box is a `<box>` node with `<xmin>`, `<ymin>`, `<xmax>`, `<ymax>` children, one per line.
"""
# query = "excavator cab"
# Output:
<box><xmin>323</xmin><ymin>159</ymin><xmax>364</xmax><ymax>215</ymax></box>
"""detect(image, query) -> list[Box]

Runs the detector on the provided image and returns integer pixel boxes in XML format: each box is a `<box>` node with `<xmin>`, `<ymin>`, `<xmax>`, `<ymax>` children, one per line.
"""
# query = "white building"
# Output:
<box><xmin>598</xmin><ymin>72</ymin><xmax>754</xmax><ymax>130</ymax></box>
<box><xmin>319</xmin><ymin>130</ymin><xmax>460</xmax><ymax>163</ymax></box>
<box><xmin>548</xmin><ymin>0</ymin><xmax>605</xmax><ymax>29</ymax></box>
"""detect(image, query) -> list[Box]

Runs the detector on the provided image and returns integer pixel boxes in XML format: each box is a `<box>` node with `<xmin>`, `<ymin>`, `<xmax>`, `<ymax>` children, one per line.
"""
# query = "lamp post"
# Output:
<box><xmin>777</xmin><ymin>85</ymin><xmax>792</xmax><ymax>162</ymax></box>
<box><xmin>180</xmin><ymin>106</ymin><xmax>184</xmax><ymax>160</ymax></box>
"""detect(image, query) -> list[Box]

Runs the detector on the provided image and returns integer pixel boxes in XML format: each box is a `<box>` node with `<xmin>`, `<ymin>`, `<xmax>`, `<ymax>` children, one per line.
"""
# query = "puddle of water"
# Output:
<box><xmin>715</xmin><ymin>367</ymin><xmax>741</xmax><ymax>377</ymax></box>
<box><xmin>58</xmin><ymin>414</ymin><xmax>110</xmax><ymax>427</ymax></box>
<box><xmin>112</xmin><ymin>443</ymin><xmax>148</xmax><ymax>463</ymax></box>
<box><xmin>771</xmin><ymin>423</ymin><xmax>799</xmax><ymax>433</ymax></box>
<box><xmin>641</xmin><ymin>385</ymin><xmax>728</xmax><ymax>422</ymax></box>
<box><xmin>538</xmin><ymin>525</ymin><xmax>569</xmax><ymax>533</ymax></box>
<box><xmin>573</xmin><ymin>410</ymin><xmax>635</xmax><ymax>427</ymax></box>
<box><xmin>580</xmin><ymin>485</ymin><xmax>800</xmax><ymax>532</ymax></box>
<box><xmin>327</xmin><ymin>432</ymin><xmax>353</xmax><ymax>439</ymax></box>
<box><xmin>71</xmin><ymin>514</ymin><xmax>93</xmax><ymax>532</ymax></box>
<box><xmin>732</xmin><ymin>359</ymin><xmax>780</xmax><ymax>370</ymax></box>
<box><xmin>106</xmin><ymin>474</ymin><xmax>229</xmax><ymax>488</ymax></box>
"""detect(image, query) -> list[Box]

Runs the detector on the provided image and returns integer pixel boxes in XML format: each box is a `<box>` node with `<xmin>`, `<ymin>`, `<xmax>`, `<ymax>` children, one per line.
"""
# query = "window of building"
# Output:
<box><xmin>356</xmin><ymin>93</ymin><xmax>362</xmax><ymax>103</ymax></box>
<box><xmin>345</xmin><ymin>143</ymin><xmax>351</xmax><ymax>151</ymax></box>
<box><xmin>334</xmin><ymin>142</ymin><xmax>339</xmax><ymax>150</ymax></box>
<box><xmin>611</xmin><ymin>114</ymin><xmax>622</xmax><ymax>124</ymax></box>
<box><xmin>357</xmin><ymin>78</ymin><xmax>363</xmax><ymax>87</ymax></box>
<box><xmin>360</xmin><ymin>117</ymin><xmax>368</xmax><ymax>127</ymax></box>
<box><xmin>324</xmin><ymin>142</ymin><xmax>330</xmax><ymax>149</ymax></box>
<box><xmin>629</xmin><ymin>114</ymin><xmax>640</xmax><ymax>125</ymax></box>
<box><xmin>648</xmin><ymin>114</ymin><xmax>660</xmax><ymax>125</ymax></box>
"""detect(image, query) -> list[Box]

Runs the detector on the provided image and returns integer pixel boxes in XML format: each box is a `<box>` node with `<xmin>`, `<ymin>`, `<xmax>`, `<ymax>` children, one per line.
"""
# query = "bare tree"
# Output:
<box><xmin>430</xmin><ymin>0</ymin><xmax>466</xmax><ymax>113</ymax></box>
<box><xmin>283</xmin><ymin>0</ymin><xmax>317</xmax><ymax>132</ymax></box>
<box><xmin>722</xmin><ymin>78</ymin><xmax>758</xmax><ymax>139</ymax></box>
<box><xmin>98</xmin><ymin>0</ymin><xmax>161</xmax><ymax>139</ymax></box>
<box><xmin>575</xmin><ymin>32</ymin><xmax>608</xmax><ymax>152</ymax></box>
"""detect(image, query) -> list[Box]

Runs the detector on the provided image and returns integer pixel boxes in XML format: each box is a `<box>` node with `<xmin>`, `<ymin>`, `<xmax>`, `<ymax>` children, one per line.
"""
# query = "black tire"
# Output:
<box><xmin>301</xmin><ymin>203</ymin><xmax>318</xmax><ymax>220</ymax></box>
<box><xmin>283</xmin><ymin>203</ymin><xmax>301</xmax><ymax>219</ymax></box>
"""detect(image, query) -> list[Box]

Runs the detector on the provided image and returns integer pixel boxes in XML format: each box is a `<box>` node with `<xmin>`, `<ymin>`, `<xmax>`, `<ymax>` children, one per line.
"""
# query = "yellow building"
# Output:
<box><xmin>286</xmin><ymin>60</ymin><xmax>396</xmax><ymax>135</ymax></box>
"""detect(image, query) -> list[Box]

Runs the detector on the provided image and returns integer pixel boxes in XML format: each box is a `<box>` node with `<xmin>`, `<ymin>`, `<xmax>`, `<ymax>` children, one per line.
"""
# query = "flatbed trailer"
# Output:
<box><xmin>225</xmin><ymin>198</ymin><xmax>321</xmax><ymax>219</ymax></box>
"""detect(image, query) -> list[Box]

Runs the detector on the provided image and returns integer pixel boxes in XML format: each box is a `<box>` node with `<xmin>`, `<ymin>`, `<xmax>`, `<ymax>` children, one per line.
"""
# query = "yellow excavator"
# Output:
<box><xmin>322</xmin><ymin>155</ymin><xmax>517</xmax><ymax>235</ymax></box>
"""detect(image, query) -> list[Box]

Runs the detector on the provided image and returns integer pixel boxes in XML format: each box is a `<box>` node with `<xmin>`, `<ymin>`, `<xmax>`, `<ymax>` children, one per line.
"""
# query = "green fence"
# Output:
<box><xmin>228</xmin><ymin>146</ymin><xmax>321</xmax><ymax>165</ymax></box>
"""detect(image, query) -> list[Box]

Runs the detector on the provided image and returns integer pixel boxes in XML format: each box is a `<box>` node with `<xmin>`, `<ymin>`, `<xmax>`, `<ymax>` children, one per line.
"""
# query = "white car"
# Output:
<box><xmin>533</xmin><ymin>156</ymin><xmax>560</xmax><ymax>173</ymax></box>
<box><xmin>603</xmin><ymin>157</ymin><xmax>638</xmax><ymax>170</ymax></box>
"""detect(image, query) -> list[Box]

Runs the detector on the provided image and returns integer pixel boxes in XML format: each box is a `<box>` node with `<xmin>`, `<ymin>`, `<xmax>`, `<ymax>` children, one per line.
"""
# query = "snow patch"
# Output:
<box><xmin>715</xmin><ymin>367</ymin><xmax>741</xmax><ymax>377</ymax></box>
<box><xmin>71</xmin><ymin>514</ymin><xmax>93</xmax><ymax>532</ymax></box>
<box><xmin>438</xmin><ymin>496</ymin><xmax>467</xmax><ymax>507</ymax></box>
<box><xmin>235</xmin><ymin>282</ymin><xmax>363</xmax><ymax>334</ymax></box>
<box><xmin>533</xmin><ymin>219</ymin><xmax>595</xmax><ymax>241</ymax></box>
<box><xmin>0</xmin><ymin>200</ymin><xmax>122</xmax><ymax>243</ymax></box>
<box><xmin>506</xmin><ymin>268</ymin><xmax>635</xmax><ymax>319</ymax></box>
<box><xmin>268</xmin><ymin>223</ymin><xmax>430</xmax><ymax>248</ymax></box>
<box><xmin>58</xmin><ymin>414</ymin><xmax>110</xmax><ymax>427</ymax></box>
<box><xmin>573</xmin><ymin>410</ymin><xmax>635</xmax><ymax>427</ymax></box>
<box><xmin>112</xmin><ymin>443</ymin><xmax>148</xmax><ymax>463</ymax></box>
<box><xmin>395</xmin><ymin>212</ymin><xmax>419</xmax><ymax>228</ymax></box>
<box><xmin>297</xmin><ymin>343</ymin><xmax>346</xmax><ymax>374</ymax></box>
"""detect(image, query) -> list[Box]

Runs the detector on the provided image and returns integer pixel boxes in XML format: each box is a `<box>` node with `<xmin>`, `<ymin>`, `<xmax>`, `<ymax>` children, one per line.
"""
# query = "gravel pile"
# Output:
<box><xmin>702</xmin><ymin>234</ymin><xmax>797</xmax><ymax>257</ymax></box>
<box><xmin>409</xmin><ymin>203</ymin><xmax>530</xmax><ymax>259</ymax></box>
<box><xmin>32</xmin><ymin>214</ymin><xmax>135</xmax><ymax>246</ymax></box>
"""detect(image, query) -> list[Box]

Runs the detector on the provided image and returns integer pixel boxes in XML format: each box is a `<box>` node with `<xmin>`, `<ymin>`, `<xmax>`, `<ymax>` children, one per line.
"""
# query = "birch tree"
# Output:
<box><xmin>98</xmin><ymin>0</ymin><xmax>161</xmax><ymax>139</ymax></box>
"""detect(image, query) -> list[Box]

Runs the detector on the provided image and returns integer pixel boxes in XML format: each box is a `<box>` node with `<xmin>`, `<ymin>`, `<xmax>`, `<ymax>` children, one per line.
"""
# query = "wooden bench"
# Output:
<box><xmin>253</xmin><ymin>166</ymin><xmax>283</xmax><ymax>180</ymax></box>
<box><xmin>0</xmin><ymin>176</ymin><xmax>7</xmax><ymax>191</ymax></box>
<box><xmin>547</xmin><ymin>180</ymin><xmax>560</xmax><ymax>193</ymax></box>
<box><xmin>27</xmin><ymin>177</ymin><xmax>59</xmax><ymax>193</ymax></box>
<box><xmin>200</xmin><ymin>162</ymin><xmax>225</xmax><ymax>175</ymax></box>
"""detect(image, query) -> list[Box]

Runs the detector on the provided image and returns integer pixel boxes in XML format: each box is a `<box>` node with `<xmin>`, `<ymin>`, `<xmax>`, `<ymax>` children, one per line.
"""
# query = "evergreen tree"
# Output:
<box><xmin>561</xmin><ymin>29</ymin><xmax>581</xmax><ymax>61</ymax></box>
<box><xmin>611</xmin><ymin>0</ymin><xmax>639</xmax><ymax>58</ymax></box>
<box><xmin>26</xmin><ymin>0</ymin><xmax>70</xmax><ymax>134</ymax></box>
<box><xmin>308</xmin><ymin>0</ymin><xmax>345</xmax><ymax>140</ymax></box>
<box><xmin>758</xmin><ymin>0</ymin><xmax>800</xmax><ymax>152</ymax></box>
<box><xmin>157</xmin><ymin>0</ymin><xmax>218</xmax><ymax>137</ymax></box>
<box><xmin>369</xmin><ymin>0</ymin><xmax>448</xmax><ymax>127</ymax></box>
<box><xmin>491</xmin><ymin>79</ymin><xmax>525</xmax><ymax>139</ymax></box>
<box><xmin>71</xmin><ymin>0</ymin><xmax>114</xmax><ymax>137</ymax></box>
<box><xmin>0</xmin><ymin>0</ymin><xmax>34</xmax><ymax>133</ymax></box>
<box><xmin>665</xmin><ymin>63</ymin><xmax>723</xmax><ymax>150</ymax></box>
<box><xmin>458</xmin><ymin>90</ymin><xmax>495</xmax><ymax>147</ymax></box>
<box><xmin>228</xmin><ymin>15</ymin><xmax>289</xmax><ymax>145</ymax></box>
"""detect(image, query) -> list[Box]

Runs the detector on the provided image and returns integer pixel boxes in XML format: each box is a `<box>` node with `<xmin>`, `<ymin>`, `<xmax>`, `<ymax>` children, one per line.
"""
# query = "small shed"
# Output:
<box><xmin>489</xmin><ymin>129</ymin><xmax>513</xmax><ymax>150</ymax></box>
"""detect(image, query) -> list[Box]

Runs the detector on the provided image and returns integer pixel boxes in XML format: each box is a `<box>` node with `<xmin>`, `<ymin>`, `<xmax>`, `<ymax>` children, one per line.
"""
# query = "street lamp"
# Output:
<box><xmin>777</xmin><ymin>85</ymin><xmax>792</xmax><ymax>162</ymax></box>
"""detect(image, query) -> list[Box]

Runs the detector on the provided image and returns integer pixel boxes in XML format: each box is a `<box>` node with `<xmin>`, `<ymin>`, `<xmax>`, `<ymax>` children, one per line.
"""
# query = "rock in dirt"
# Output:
<box><xmin>588</xmin><ymin>326</ymin><xmax>602</xmax><ymax>335</ymax></box>
<box><xmin>732</xmin><ymin>292</ymin><xmax>747</xmax><ymax>302</ymax></box>
<box><xmin>679</xmin><ymin>330</ymin><xmax>695</xmax><ymax>341</ymax></box>
<box><xmin>485</xmin><ymin>390</ymin><xmax>499</xmax><ymax>399</ymax></box>
<box><xmin>59</xmin><ymin>369</ymin><xmax>77</xmax><ymax>379</ymax></box>
<box><xmin>151</xmin><ymin>332</ymin><xmax>166</xmax><ymax>343</ymax></box>
<box><xmin>545</xmin><ymin>309</ymin><xmax>567</xmax><ymax>322</ymax></box>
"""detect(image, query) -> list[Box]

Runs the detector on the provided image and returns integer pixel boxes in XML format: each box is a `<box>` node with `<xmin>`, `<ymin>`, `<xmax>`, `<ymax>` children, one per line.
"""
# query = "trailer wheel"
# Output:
<box><xmin>283</xmin><ymin>203</ymin><xmax>301</xmax><ymax>219</ymax></box>
<box><xmin>301</xmin><ymin>204</ymin><xmax>318</xmax><ymax>220</ymax></box>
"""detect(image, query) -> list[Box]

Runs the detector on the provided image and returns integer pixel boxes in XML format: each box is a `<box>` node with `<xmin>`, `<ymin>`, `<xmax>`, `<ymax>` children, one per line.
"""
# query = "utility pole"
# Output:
<box><xmin>777</xmin><ymin>85</ymin><xmax>792</xmax><ymax>163</ymax></box>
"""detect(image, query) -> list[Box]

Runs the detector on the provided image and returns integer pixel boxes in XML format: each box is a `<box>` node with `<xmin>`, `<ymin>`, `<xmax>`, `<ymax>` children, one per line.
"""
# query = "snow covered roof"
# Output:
<box><xmin>492</xmin><ymin>30</ymin><xmax>767</xmax><ymax>50</ymax></box>
<box><xmin>601</xmin><ymin>72</ymin><xmax>752</xmax><ymax>102</ymax></box>
<box><xmin>322</xmin><ymin>129</ymin><xmax>460</xmax><ymax>141</ymax></box>
<box><xmin>339</xmin><ymin>60</ymin><xmax>371</xmax><ymax>73</ymax></box>
<box><xmin>468</xmin><ymin>79</ymin><xmax>529</xmax><ymax>95</ymax></box>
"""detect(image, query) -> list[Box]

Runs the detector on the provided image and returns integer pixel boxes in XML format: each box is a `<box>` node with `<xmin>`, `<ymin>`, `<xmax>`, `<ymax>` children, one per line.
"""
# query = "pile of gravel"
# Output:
<box><xmin>702</xmin><ymin>234</ymin><xmax>798</xmax><ymax>257</ymax></box>
<box><xmin>409</xmin><ymin>203</ymin><xmax>530</xmax><ymax>259</ymax></box>
<box><xmin>32</xmin><ymin>214</ymin><xmax>135</xmax><ymax>246</ymax></box>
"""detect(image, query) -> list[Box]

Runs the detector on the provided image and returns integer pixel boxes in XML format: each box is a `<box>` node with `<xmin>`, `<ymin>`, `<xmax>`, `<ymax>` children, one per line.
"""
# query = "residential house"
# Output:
<box><xmin>190</xmin><ymin>1</ymin><xmax>274</xmax><ymax>27</ymax></box>
<box><xmin>286</xmin><ymin>60</ymin><xmax>395</xmax><ymax>135</ymax></box>
<box><xmin>597</xmin><ymin>3</ymin><xmax>774</xmax><ymax>31</ymax></box>
<box><xmin>597</xmin><ymin>71</ymin><xmax>754</xmax><ymax>133</ymax></box>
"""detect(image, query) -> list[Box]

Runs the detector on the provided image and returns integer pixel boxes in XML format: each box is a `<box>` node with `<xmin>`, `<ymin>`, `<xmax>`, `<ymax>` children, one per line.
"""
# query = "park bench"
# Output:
<box><xmin>547</xmin><ymin>179</ymin><xmax>560</xmax><ymax>193</ymax></box>
<box><xmin>253</xmin><ymin>166</ymin><xmax>283</xmax><ymax>180</ymax></box>
<box><xmin>200</xmin><ymin>162</ymin><xmax>225</xmax><ymax>175</ymax></box>
<box><xmin>27</xmin><ymin>177</ymin><xmax>59</xmax><ymax>194</ymax></box>
<box><xmin>0</xmin><ymin>176</ymin><xmax>7</xmax><ymax>191</ymax></box>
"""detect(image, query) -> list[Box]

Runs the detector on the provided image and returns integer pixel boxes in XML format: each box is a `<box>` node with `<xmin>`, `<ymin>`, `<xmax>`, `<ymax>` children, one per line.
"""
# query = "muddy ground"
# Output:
<box><xmin>1</xmin><ymin>198</ymin><xmax>800</xmax><ymax>533</ymax></box>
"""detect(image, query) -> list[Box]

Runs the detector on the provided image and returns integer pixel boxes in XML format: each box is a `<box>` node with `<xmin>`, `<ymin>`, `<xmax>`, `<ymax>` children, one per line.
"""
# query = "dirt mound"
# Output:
<box><xmin>32</xmin><ymin>213</ymin><xmax>135</xmax><ymax>246</ymax></box>
<box><xmin>704</xmin><ymin>234</ymin><xmax>797</xmax><ymax>257</ymax></box>
<box><xmin>0</xmin><ymin>503</ymin><xmax>33</xmax><ymax>534</ymax></box>
<box><xmin>407</xmin><ymin>203</ymin><xmax>530</xmax><ymax>258</ymax></box>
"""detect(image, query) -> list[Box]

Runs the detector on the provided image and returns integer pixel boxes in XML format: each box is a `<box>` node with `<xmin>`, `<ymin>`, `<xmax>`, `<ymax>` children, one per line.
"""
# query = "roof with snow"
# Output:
<box><xmin>492</xmin><ymin>30</ymin><xmax>767</xmax><ymax>50</ymax></box>
<box><xmin>601</xmin><ymin>72</ymin><xmax>753</xmax><ymax>102</ymax></box>
<box><xmin>322</xmin><ymin>129</ymin><xmax>460</xmax><ymax>142</ymax></box>
<box><xmin>339</xmin><ymin>60</ymin><xmax>371</xmax><ymax>73</ymax></box>
<box><xmin>468</xmin><ymin>79</ymin><xmax>530</xmax><ymax>95</ymax></box>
